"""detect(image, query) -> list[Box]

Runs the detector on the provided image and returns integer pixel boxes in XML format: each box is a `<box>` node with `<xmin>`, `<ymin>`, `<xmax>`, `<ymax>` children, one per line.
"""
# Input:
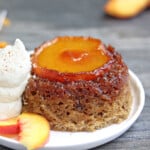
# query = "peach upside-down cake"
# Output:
<box><xmin>22</xmin><ymin>36</ymin><xmax>132</xmax><ymax>131</ymax></box>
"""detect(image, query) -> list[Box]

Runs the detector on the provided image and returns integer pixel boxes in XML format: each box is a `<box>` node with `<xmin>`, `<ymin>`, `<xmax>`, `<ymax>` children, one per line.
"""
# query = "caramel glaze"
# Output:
<box><xmin>29</xmin><ymin>45</ymin><xmax>129</xmax><ymax>102</ymax></box>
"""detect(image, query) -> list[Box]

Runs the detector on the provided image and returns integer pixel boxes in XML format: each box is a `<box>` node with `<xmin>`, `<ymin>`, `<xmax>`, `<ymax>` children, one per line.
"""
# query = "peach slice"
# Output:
<box><xmin>104</xmin><ymin>0</ymin><xmax>149</xmax><ymax>19</ymax></box>
<box><xmin>3</xmin><ymin>18</ymin><xmax>11</xmax><ymax>26</ymax></box>
<box><xmin>18</xmin><ymin>113</ymin><xmax>50</xmax><ymax>150</ymax></box>
<box><xmin>0</xmin><ymin>113</ymin><xmax>50</xmax><ymax>149</ymax></box>
<box><xmin>0</xmin><ymin>117</ymin><xmax>19</xmax><ymax>135</ymax></box>
<box><xmin>0</xmin><ymin>41</ymin><xmax>8</xmax><ymax>48</ymax></box>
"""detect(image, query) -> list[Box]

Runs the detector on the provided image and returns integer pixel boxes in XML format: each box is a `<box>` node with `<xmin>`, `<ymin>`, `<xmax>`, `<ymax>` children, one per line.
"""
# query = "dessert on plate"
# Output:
<box><xmin>22</xmin><ymin>36</ymin><xmax>132</xmax><ymax>131</ymax></box>
<box><xmin>0</xmin><ymin>39</ymin><xmax>31</xmax><ymax>120</ymax></box>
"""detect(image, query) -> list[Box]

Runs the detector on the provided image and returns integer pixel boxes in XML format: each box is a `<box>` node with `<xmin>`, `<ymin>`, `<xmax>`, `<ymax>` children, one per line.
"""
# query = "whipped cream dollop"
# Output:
<box><xmin>0</xmin><ymin>39</ymin><xmax>31</xmax><ymax>119</ymax></box>
<box><xmin>0</xmin><ymin>99</ymin><xmax>22</xmax><ymax>120</ymax></box>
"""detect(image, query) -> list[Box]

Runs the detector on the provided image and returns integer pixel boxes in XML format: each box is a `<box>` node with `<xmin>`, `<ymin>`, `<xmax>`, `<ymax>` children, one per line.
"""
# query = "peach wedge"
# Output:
<box><xmin>18</xmin><ymin>113</ymin><xmax>50</xmax><ymax>150</ymax></box>
<box><xmin>0</xmin><ymin>41</ymin><xmax>8</xmax><ymax>48</ymax></box>
<box><xmin>0</xmin><ymin>117</ymin><xmax>19</xmax><ymax>136</ymax></box>
<box><xmin>104</xmin><ymin>0</ymin><xmax>149</xmax><ymax>19</ymax></box>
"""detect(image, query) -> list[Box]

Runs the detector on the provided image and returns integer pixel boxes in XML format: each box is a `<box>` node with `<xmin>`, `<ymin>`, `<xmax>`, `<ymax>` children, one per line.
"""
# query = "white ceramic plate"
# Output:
<box><xmin>0</xmin><ymin>70</ymin><xmax>145</xmax><ymax>150</ymax></box>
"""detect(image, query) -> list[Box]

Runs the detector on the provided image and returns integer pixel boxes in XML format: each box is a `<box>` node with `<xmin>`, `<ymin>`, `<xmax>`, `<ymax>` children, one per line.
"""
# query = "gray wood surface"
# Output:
<box><xmin>0</xmin><ymin>0</ymin><xmax>150</xmax><ymax>149</ymax></box>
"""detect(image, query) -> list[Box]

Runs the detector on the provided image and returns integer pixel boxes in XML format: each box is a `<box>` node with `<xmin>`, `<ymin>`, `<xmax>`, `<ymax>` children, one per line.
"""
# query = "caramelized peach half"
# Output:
<box><xmin>32</xmin><ymin>37</ymin><xmax>110</xmax><ymax>82</ymax></box>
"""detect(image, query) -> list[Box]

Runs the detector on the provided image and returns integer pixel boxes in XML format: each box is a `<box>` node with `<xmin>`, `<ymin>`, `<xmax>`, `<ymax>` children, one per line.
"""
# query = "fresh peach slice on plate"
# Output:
<box><xmin>0</xmin><ymin>113</ymin><xmax>50</xmax><ymax>149</ymax></box>
<box><xmin>18</xmin><ymin>113</ymin><xmax>50</xmax><ymax>150</ymax></box>
<box><xmin>0</xmin><ymin>117</ymin><xmax>19</xmax><ymax>138</ymax></box>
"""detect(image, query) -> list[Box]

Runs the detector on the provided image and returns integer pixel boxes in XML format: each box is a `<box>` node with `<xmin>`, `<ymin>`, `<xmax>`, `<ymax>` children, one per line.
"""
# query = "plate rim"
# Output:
<box><xmin>45</xmin><ymin>70</ymin><xmax>145</xmax><ymax>150</ymax></box>
<box><xmin>0</xmin><ymin>70</ymin><xmax>145</xmax><ymax>150</ymax></box>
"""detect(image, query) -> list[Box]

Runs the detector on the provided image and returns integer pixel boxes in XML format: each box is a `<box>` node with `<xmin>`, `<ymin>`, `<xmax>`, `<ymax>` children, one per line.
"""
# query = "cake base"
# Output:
<box><xmin>22</xmin><ymin>79</ymin><xmax>132</xmax><ymax>131</ymax></box>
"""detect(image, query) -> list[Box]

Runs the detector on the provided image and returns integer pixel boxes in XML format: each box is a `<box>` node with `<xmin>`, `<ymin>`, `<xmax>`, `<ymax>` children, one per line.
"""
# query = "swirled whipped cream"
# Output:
<box><xmin>0</xmin><ymin>39</ymin><xmax>31</xmax><ymax>120</ymax></box>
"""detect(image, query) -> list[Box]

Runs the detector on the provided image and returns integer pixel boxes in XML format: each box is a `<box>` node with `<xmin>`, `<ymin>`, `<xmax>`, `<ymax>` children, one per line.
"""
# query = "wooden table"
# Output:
<box><xmin>0</xmin><ymin>0</ymin><xmax>150</xmax><ymax>149</ymax></box>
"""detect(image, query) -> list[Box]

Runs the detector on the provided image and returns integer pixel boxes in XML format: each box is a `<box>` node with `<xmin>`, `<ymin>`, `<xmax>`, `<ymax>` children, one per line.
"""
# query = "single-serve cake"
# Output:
<box><xmin>22</xmin><ymin>36</ymin><xmax>132</xmax><ymax>131</ymax></box>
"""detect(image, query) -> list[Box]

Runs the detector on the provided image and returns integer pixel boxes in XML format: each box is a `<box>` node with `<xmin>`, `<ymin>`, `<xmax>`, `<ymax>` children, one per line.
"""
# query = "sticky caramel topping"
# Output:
<box><xmin>35</xmin><ymin>37</ymin><xmax>109</xmax><ymax>73</ymax></box>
